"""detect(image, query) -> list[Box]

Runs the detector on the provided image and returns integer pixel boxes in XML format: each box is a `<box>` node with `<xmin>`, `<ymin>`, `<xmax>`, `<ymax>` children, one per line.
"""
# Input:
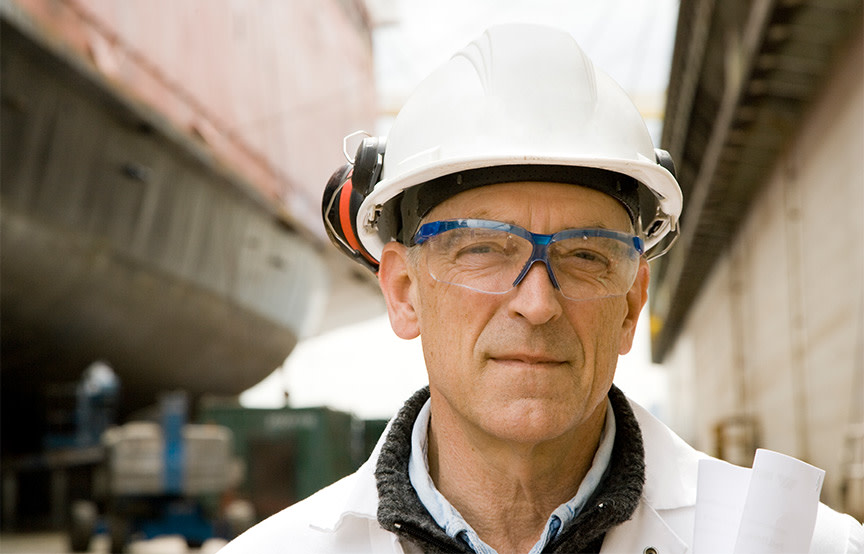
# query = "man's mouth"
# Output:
<box><xmin>489</xmin><ymin>354</ymin><xmax>566</xmax><ymax>365</ymax></box>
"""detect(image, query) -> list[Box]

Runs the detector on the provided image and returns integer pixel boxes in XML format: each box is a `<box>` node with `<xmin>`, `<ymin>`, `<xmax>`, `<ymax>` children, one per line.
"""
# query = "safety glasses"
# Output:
<box><xmin>413</xmin><ymin>219</ymin><xmax>644</xmax><ymax>301</ymax></box>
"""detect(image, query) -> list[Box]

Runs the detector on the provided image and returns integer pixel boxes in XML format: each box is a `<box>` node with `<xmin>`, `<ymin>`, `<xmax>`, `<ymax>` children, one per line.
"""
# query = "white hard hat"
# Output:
<box><xmin>325</xmin><ymin>23</ymin><xmax>683</xmax><ymax>269</ymax></box>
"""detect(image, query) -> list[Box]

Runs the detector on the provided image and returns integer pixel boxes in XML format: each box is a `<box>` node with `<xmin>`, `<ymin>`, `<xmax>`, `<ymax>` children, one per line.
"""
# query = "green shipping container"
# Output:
<box><xmin>198</xmin><ymin>405</ymin><xmax>375</xmax><ymax>521</ymax></box>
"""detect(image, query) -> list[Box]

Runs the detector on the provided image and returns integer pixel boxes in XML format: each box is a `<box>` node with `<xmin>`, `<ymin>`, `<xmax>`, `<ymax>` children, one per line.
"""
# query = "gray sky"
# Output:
<box><xmin>371</xmin><ymin>0</ymin><xmax>680</xmax><ymax>141</ymax></box>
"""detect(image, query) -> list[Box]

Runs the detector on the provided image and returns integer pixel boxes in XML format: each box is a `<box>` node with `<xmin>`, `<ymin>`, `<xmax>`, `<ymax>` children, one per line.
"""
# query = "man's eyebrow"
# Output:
<box><xmin>576</xmin><ymin>221</ymin><xmax>617</xmax><ymax>230</ymax></box>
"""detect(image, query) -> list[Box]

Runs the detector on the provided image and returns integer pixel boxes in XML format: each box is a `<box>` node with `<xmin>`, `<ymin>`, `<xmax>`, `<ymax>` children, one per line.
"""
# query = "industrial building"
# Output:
<box><xmin>652</xmin><ymin>0</ymin><xmax>863</xmax><ymax>520</ymax></box>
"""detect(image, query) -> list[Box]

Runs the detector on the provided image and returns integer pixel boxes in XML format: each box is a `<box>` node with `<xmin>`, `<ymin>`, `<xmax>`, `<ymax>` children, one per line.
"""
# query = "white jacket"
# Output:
<box><xmin>220</xmin><ymin>398</ymin><xmax>863</xmax><ymax>553</ymax></box>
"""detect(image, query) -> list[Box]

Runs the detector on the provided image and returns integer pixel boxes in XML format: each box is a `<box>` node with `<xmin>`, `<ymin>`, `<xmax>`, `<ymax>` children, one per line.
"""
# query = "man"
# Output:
<box><xmin>222</xmin><ymin>24</ymin><xmax>863</xmax><ymax>553</ymax></box>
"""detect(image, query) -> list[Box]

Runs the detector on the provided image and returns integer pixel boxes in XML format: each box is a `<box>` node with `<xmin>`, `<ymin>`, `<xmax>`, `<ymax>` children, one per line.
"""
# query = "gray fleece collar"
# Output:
<box><xmin>375</xmin><ymin>385</ymin><xmax>646</xmax><ymax>553</ymax></box>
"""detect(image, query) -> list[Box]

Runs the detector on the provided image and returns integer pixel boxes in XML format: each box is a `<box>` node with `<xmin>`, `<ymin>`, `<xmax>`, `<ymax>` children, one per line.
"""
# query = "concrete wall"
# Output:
<box><xmin>663</xmin><ymin>29</ymin><xmax>863</xmax><ymax>511</ymax></box>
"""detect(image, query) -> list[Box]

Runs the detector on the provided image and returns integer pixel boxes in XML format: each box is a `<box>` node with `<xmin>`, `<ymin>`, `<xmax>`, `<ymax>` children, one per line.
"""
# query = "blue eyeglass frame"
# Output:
<box><xmin>413</xmin><ymin>219</ymin><xmax>645</xmax><ymax>293</ymax></box>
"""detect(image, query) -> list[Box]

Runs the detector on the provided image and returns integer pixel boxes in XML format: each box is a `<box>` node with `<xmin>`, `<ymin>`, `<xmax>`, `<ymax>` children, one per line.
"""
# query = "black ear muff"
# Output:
<box><xmin>640</xmin><ymin>148</ymin><xmax>680</xmax><ymax>258</ymax></box>
<box><xmin>321</xmin><ymin>136</ymin><xmax>386</xmax><ymax>273</ymax></box>
<box><xmin>655</xmin><ymin>148</ymin><xmax>677</xmax><ymax>179</ymax></box>
<box><xmin>352</xmin><ymin>136</ymin><xmax>385</xmax><ymax>196</ymax></box>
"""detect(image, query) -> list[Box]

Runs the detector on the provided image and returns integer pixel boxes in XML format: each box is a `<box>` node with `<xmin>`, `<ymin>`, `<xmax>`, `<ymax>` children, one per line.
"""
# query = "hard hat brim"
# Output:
<box><xmin>358</xmin><ymin>155</ymin><xmax>682</xmax><ymax>262</ymax></box>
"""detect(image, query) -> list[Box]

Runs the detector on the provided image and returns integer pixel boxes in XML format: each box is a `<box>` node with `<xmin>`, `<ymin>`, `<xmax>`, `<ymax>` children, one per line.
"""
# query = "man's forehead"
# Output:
<box><xmin>424</xmin><ymin>181</ymin><xmax>633</xmax><ymax>230</ymax></box>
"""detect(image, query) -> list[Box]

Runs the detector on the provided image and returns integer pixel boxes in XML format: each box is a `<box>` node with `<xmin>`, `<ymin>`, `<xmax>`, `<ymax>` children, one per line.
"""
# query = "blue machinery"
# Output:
<box><xmin>71</xmin><ymin>391</ymin><xmax>239</xmax><ymax>553</ymax></box>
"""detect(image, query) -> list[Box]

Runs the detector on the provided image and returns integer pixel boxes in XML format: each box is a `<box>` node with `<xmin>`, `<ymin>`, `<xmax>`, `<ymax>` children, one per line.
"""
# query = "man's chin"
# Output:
<box><xmin>477</xmin><ymin>396</ymin><xmax>585</xmax><ymax>445</ymax></box>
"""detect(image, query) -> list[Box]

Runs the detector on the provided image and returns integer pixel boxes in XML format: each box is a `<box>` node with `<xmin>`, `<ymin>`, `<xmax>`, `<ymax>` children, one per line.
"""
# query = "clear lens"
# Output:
<box><xmin>424</xmin><ymin>227</ymin><xmax>533</xmax><ymax>294</ymax></box>
<box><xmin>548</xmin><ymin>236</ymin><xmax>640</xmax><ymax>299</ymax></box>
<box><xmin>419</xmin><ymin>221</ymin><xmax>641</xmax><ymax>301</ymax></box>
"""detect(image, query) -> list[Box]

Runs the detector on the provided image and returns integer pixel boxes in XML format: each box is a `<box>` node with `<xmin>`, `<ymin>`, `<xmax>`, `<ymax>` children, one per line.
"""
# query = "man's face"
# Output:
<box><xmin>379</xmin><ymin>181</ymin><xmax>649</xmax><ymax>445</ymax></box>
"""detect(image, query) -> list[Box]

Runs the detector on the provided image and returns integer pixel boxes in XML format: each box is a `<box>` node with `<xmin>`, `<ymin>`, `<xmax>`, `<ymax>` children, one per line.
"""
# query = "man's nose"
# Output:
<box><xmin>507</xmin><ymin>261</ymin><xmax>563</xmax><ymax>325</ymax></box>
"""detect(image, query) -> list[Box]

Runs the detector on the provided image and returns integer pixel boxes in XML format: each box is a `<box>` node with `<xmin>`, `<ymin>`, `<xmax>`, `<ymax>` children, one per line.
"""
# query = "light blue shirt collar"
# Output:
<box><xmin>408</xmin><ymin>397</ymin><xmax>617</xmax><ymax>554</ymax></box>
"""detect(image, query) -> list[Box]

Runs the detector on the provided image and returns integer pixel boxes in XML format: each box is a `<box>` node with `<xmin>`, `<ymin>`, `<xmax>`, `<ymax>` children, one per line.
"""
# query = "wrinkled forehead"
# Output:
<box><xmin>423</xmin><ymin>181</ymin><xmax>635</xmax><ymax>234</ymax></box>
<box><xmin>396</xmin><ymin>165</ymin><xmax>639</xmax><ymax>243</ymax></box>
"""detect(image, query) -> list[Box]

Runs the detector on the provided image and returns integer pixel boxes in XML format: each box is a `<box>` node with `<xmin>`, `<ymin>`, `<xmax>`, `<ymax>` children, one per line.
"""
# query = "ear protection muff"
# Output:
<box><xmin>638</xmin><ymin>148</ymin><xmax>680</xmax><ymax>258</ymax></box>
<box><xmin>321</xmin><ymin>136</ymin><xmax>386</xmax><ymax>273</ymax></box>
<box><xmin>351</xmin><ymin>136</ymin><xmax>386</xmax><ymax>196</ymax></box>
<box><xmin>654</xmin><ymin>148</ymin><xmax>677</xmax><ymax>180</ymax></box>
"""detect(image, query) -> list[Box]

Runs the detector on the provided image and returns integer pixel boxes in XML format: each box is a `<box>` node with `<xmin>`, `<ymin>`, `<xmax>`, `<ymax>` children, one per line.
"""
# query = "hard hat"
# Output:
<box><xmin>322</xmin><ymin>23</ymin><xmax>683</xmax><ymax>271</ymax></box>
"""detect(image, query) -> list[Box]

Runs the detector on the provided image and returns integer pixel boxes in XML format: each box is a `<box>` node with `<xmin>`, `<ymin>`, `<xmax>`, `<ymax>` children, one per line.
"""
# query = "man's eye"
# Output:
<box><xmin>558</xmin><ymin>249</ymin><xmax>611</xmax><ymax>270</ymax></box>
<box><xmin>572</xmin><ymin>250</ymin><xmax>603</xmax><ymax>262</ymax></box>
<box><xmin>458</xmin><ymin>242</ymin><xmax>505</xmax><ymax>257</ymax></box>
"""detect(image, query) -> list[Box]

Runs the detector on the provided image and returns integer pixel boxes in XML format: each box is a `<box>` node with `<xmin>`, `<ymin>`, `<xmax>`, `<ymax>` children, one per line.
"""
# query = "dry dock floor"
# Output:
<box><xmin>0</xmin><ymin>533</ymin><xmax>226</xmax><ymax>553</ymax></box>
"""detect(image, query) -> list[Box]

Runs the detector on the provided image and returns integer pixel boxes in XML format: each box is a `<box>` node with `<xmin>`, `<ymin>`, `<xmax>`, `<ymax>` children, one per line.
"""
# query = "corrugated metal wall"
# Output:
<box><xmin>663</xmin><ymin>30</ymin><xmax>863</xmax><ymax>511</ymax></box>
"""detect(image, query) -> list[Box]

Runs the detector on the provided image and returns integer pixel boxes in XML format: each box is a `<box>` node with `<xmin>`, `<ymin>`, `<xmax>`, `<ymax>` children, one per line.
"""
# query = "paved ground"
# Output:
<box><xmin>0</xmin><ymin>533</ymin><xmax>227</xmax><ymax>553</ymax></box>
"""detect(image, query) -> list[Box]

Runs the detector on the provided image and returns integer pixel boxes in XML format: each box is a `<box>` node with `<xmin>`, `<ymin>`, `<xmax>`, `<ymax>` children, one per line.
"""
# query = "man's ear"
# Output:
<box><xmin>378</xmin><ymin>242</ymin><xmax>421</xmax><ymax>340</ymax></box>
<box><xmin>619</xmin><ymin>259</ymin><xmax>650</xmax><ymax>355</ymax></box>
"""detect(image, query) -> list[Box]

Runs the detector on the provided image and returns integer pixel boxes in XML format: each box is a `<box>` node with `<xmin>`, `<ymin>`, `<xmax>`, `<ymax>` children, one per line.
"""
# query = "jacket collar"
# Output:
<box><xmin>628</xmin><ymin>399</ymin><xmax>706</xmax><ymax>510</ymax></box>
<box><xmin>602</xmin><ymin>501</ymin><xmax>690</xmax><ymax>554</ymax></box>
<box><xmin>602</xmin><ymin>400</ymin><xmax>704</xmax><ymax>553</ymax></box>
<box><xmin>374</xmin><ymin>387</ymin><xmax>467</xmax><ymax>552</ymax></box>
<box><xmin>308</xmin><ymin>423</ymin><xmax>391</xmax><ymax>532</ymax></box>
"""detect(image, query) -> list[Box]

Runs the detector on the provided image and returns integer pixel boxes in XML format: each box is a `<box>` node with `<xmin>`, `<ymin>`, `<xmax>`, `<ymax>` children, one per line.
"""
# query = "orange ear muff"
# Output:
<box><xmin>322</xmin><ymin>163</ymin><xmax>380</xmax><ymax>273</ymax></box>
<box><xmin>321</xmin><ymin>136</ymin><xmax>386</xmax><ymax>273</ymax></box>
